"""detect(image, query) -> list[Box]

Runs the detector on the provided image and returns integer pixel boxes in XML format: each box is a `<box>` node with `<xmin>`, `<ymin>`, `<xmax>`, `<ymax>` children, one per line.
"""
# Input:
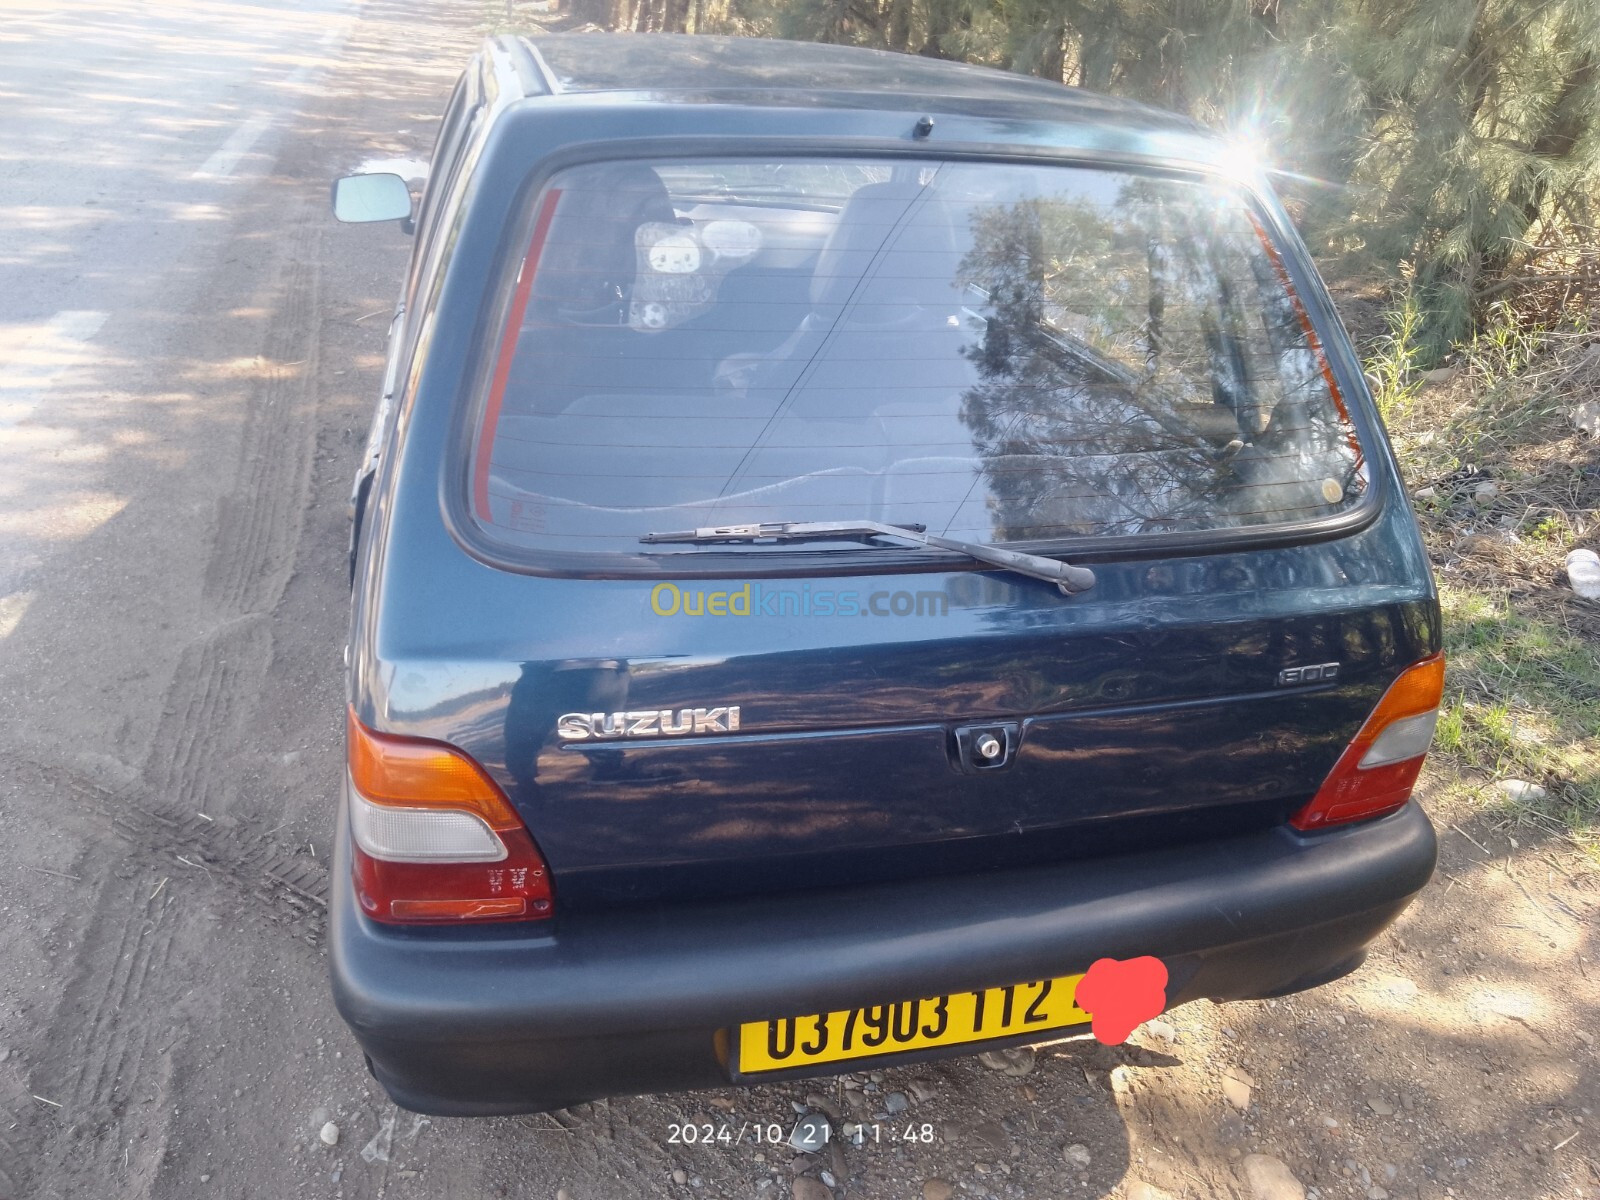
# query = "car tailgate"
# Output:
<box><xmin>437</xmin><ymin>563</ymin><xmax>1436</xmax><ymax>908</ymax></box>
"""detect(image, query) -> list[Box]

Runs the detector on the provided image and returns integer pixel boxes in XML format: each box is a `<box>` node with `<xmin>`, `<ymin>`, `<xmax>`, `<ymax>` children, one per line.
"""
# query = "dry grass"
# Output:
<box><xmin>1374</xmin><ymin>320</ymin><xmax>1600</xmax><ymax>852</ymax></box>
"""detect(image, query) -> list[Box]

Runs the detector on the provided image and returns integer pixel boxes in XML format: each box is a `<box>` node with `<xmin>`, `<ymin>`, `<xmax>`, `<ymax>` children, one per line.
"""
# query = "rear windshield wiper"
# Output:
<box><xmin>640</xmin><ymin>520</ymin><xmax>1095</xmax><ymax>595</ymax></box>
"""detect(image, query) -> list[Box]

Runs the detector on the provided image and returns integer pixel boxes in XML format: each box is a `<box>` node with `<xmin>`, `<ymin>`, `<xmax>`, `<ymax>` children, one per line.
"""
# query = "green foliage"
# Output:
<box><xmin>581</xmin><ymin>0</ymin><xmax>1600</xmax><ymax>353</ymax></box>
<box><xmin>1350</xmin><ymin>1</ymin><xmax>1600</xmax><ymax>356</ymax></box>
<box><xmin>1366</xmin><ymin>290</ymin><xmax>1426</xmax><ymax>422</ymax></box>
<box><xmin>1522</xmin><ymin>512</ymin><xmax>1569</xmax><ymax>544</ymax></box>
<box><xmin>1462</xmin><ymin>301</ymin><xmax>1549</xmax><ymax>387</ymax></box>
<box><xmin>1438</xmin><ymin>585</ymin><xmax>1600</xmax><ymax>835</ymax></box>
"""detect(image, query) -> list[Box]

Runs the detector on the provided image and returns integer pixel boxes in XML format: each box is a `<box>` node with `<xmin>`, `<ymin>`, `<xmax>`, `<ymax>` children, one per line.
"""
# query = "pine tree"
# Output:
<box><xmin>1336</xmin><ymin>0</ymin><xmax>1600</xmax><ymax>353</ymax></box>
<box><xmin>595</xmin><ymin>0</ymin><xmax>1600</xmax><ymax>352</ymax></box>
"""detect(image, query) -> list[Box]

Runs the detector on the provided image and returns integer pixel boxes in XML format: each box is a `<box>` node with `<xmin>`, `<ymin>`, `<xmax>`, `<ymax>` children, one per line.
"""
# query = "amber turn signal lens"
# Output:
<box><xmin>1291</xmin><ymin>653</ymin><xmax>1445</xmax><ymax>831</ymax></box>
<box><xmin>346</xmin><ymin>709</ymin><xmax>521</xmax><ymax>831</ymax></box>
<box><xmin>1367</xmin><ymin>653</ymin><xmax>1445</xmax><ymax>726</ymax></box>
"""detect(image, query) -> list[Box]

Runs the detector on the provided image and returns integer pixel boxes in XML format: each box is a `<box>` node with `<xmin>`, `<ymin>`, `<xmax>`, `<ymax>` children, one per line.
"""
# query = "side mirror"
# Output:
<box><xmin>331</xmin><ymin>173</ymin><xmax>413</xmax><ymax>225</ymax></box>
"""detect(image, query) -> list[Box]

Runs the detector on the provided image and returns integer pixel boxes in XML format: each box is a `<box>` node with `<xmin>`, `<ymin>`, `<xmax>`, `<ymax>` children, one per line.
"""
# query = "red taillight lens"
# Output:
<box><xmin>346</xmin><ymin>710</ymin><xmax>553</xmax><ymax>924</ymax></box>
<box><xmin>1291</xmin><ymin>654</ymin><xmax>1445</xmax><ymax>831</ymax></box>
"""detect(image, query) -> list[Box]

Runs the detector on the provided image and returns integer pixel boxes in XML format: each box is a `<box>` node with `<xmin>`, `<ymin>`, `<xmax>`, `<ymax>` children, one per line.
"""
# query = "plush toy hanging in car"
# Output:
<box><xmin>629</xmin><ymin>219</ymin><xmax>762</xmax><ymax>331</ymax></box>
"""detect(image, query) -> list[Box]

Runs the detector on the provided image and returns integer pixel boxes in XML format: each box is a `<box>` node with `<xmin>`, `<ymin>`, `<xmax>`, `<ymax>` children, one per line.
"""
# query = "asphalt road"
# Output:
<box><xmin>0</xmin><ymin>1</ymin><xmax>495</xmax><ymax>1194</ymax></box>
<box><xmin>1</xmin><ymin>4</ymin><xmax>1595</xmax><ymax>1200</ymax></box>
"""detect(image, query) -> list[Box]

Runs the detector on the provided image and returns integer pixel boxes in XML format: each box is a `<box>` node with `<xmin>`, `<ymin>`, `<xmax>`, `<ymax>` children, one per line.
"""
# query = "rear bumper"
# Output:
<box><xmin>330</xmin><ymin>796</ymin><xmax>1436</xmax><ymax>1116</ymax></box>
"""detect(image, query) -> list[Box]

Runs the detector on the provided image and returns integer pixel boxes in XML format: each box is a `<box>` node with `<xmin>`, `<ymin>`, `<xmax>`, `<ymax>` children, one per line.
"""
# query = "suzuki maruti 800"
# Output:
<box><xmin>329</xmin><ymin>33</ymin><xmax>1441</xmax><ymax>1115</ymax></box>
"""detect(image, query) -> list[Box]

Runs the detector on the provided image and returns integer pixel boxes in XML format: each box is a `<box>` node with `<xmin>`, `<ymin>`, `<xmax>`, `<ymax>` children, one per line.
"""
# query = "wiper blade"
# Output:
<box><xmin>640</xmin><ymin>520</ymin><xmax>1095</xmax><ymax>595</ymax></box>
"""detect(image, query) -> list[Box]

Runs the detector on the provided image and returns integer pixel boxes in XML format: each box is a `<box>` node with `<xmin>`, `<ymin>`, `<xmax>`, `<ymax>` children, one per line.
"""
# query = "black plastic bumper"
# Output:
<box><xmin>330</xmin><ymin>796</ymin><xmax>1436</xmax><ymax>1116</ymax></box>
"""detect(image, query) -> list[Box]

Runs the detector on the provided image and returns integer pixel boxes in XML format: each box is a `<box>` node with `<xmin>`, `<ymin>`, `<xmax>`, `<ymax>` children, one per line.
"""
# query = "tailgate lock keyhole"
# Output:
<box><xmin>951</xmin><ymin>722</ymin><xmax>1020</xmax><ymax>773</ymax></box>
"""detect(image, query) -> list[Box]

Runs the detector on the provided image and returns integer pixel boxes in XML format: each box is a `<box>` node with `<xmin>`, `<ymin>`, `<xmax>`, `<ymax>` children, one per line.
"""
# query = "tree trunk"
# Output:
<box><xmin>1077</xmin><ymin>10</ymin><xmax>1117</xmax><ymax>93</ymax></box>
<box><xmin>1038</xmin><ymin>21</ymin><xmax>1066</xmax><ymax>82</ymax></box>
<box><xmin>887</xmin><ymin>0</ymin><xmax>913</xmax><ymax>51</ymax></box>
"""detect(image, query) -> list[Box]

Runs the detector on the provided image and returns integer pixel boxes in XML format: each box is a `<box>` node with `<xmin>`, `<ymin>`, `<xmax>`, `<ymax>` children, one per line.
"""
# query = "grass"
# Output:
<box><xmin>1370</xmin><ymin>302</ymin><xmax>1600</xmax><ymax>853</ymax></box>
<box><xmin>1434</xmin><ymin>585</ymin><xmax>1600</xmax><ymax>844</ymax></box>
<box><xmin>1366</xmin><ymin>289</ymin><xmax>1426</xmax><ymax>423</ymax></box>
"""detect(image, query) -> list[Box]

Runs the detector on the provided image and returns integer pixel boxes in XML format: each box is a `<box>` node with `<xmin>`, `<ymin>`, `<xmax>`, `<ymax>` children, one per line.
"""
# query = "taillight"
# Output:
<box><xmin>346</xmin><ymin>709</ymin><xmax>553</xmax><ymax>923</ymax></box>
<box><xmin>1291</xmin><ymin>654</ymin><xmax>1445</xmax><ymax>831</ymax></box>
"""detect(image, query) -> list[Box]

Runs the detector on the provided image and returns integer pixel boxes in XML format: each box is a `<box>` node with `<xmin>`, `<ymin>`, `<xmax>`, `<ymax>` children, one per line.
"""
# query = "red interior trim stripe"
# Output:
<box><xmin>473</xmin><ymin>188</ymin><xmax>563</xmax><ymax>521</ymax></box>
<box><xmin>1245</xmin><ymin>212</ymin><xmax>1362</xmax><ymax>466</ymax></box>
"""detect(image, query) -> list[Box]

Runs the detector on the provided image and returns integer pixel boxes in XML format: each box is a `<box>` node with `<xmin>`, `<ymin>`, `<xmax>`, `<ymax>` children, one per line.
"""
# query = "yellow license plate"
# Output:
<box><xmin>736</xmin><ymin>973</ymin><xmax>1089</xmax><ymax>1075</ymax></box>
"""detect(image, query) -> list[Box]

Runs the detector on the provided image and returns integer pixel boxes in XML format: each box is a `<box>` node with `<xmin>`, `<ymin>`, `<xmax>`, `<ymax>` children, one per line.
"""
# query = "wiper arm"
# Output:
<box><xmin>640</xmin><ymin>520</ymin><xmax>1096</xmax><ymax>595</ymax></box>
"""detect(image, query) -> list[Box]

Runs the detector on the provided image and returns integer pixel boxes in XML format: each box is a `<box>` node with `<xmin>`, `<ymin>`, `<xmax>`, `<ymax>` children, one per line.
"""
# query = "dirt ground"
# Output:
<box><xmin>0</xmin><ymin>2</ymin><xmax>1595</xmax><ymax>1198</ymax></box>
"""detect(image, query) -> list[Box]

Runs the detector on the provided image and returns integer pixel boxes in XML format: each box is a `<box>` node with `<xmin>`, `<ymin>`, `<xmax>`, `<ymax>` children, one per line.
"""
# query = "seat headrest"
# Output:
<box><xmin>810</xmin><ymin>181</ymin><xmax>962</xmax><ymax>312</ymax></box>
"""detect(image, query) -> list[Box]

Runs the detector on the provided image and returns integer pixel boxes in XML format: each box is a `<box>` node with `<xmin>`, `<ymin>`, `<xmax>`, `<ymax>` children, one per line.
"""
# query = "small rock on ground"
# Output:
<box><xmin>1126</xmin><ymin>1183</ymin><xmax>1178</xmax><ymax>1200</ymax></box>
<box><xmin>1493</xmin><ymin>778</ymin><xmax>1548</xmax><ymax>804</ymax></box>
<box><xmin>1366</xmin><ymin>1096</ymin><xmax>1395</xmax><ymax>1116</ymax></box>
<box><xmin>318</xmin><ymin>1122</ymin><xmax>340</xmax><ymax>1147</ymax></box>
<box><xmin>1063</xmin><ymin>1143</ymin><xmax>1091</xmax><ymax>1169</ymax></box>
<box><xmin>977</xmin><ymin>1046</ymin><xmax>1036</xmax><ymax>1076</ymax></box>
<box><xmin>804</xmin><ymin>1093</ymin><xmax>841</xmax><ymax>1121</ymax></box>
<box><xmin>1242</xmin><ymin>1153</ymin><xmax>1306</xmax><ymax>1200</ymax></box>
<box><xmin>1001</xmin><ymin>1046</ymin><xmax>1036</xmax><ymax>1076</ymax></box>
<box><xmin>793</xmin><ymin>1179</ymin><xmax>832</xmax><ymax>1200</ymax></box>
<box><xmin>789</xmin><ymin>1113</ymin><xmax>831</xmax><ymax>1152</ymax></box>
<box><xmin>672</xmin><ymin>1168</ymin><xmax>687</xmax><ymax>1185</ymax></box>
<box><xmin>1222</xmin><ymin>1075</ymin><xmax>1252</xmax><ymax>1111</ymax></box>
<box><xmin>922</xmin><ymin>1180</ymin><xmax>954</xmax><ymax>1200</ymax></box>
<box><xmin>1142</xmin><ymin>1018</ymin><xmax>1177</xmax><ymax>1046</ymax></box>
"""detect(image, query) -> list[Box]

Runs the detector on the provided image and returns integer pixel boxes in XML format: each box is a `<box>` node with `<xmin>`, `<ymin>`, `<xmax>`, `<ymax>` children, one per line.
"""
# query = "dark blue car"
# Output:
<box><xmin>329</xmin><ymin>32</ymin><xmax>1442</xmax><ymax>1116</ymax></box>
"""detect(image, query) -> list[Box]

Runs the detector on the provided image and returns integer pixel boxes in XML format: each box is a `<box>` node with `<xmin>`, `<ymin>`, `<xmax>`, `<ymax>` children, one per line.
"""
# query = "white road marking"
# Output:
<box><xmin>192</xmin><ymin>113</ymin><xmax>272</xmax><ymax>181</ymax></box>
<box><xmin>191</xmin><ymin>48</ymin><xmax>334</xmax><ymax>183</ymax></box>
<box><xmin>0</xmin><ymin>310</ymin><xmax>110</xmax><ymax>429</ymax></box>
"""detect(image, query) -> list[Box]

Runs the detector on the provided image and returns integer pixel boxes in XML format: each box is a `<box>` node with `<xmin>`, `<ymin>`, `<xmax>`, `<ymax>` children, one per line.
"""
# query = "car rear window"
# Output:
<box><xmin>467</xmin><ymin>156</ymin><xmax>1364</xmax><ymax>559</ymax></box>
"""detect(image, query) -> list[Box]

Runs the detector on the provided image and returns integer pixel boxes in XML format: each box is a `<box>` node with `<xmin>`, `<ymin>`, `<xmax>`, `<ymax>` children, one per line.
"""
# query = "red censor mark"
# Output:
<box><xmin>1073</xmin><ymin>956</ymin><xmax>1169</xmax><ymax>1045</ymax></box>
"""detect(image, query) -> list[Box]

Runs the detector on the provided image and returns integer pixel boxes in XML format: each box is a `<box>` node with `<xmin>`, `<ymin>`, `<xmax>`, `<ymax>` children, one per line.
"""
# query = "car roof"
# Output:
<box><xmin>513</xmin><ymin>33</ymin><xmax>1202</xmax><ymax>137</ymax></box>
